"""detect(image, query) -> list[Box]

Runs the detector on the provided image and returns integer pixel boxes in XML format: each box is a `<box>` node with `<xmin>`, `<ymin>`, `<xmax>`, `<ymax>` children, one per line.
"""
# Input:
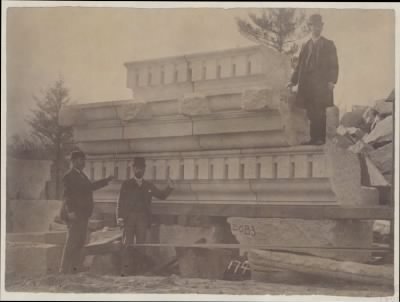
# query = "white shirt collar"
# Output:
<box><xmin>133</xmin><ymin>175</ymin><xmax>144</xmax><ymax>186</ymax></box>
<box><xmin>311</xmin><ymin>36</ymin><xmax>321</xmax><ymax>43</ymax></box>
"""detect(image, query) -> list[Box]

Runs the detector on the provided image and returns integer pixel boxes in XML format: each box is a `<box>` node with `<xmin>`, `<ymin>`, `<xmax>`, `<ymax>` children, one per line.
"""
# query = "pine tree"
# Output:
<box><xmin>236</xmin><ymin>8</ymin><xmax>310</xmax><ymax>57</ymax></box>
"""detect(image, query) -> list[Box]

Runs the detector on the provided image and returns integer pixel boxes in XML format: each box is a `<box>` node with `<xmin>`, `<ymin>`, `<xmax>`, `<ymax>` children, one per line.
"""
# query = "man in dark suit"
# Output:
<box><xmin>288</xmin><ymin>14</ymin><xmax>339</xmax><ymax>145</ymax></box>
<box><xmin>59</xmin><ymin>150</ymin><xmax>113</xmax><ymax>274</ymax></box>
<box><xmin>117</xmin><ymin>157</ymin><xmax>174</xmax><ymax>276</ymax></box>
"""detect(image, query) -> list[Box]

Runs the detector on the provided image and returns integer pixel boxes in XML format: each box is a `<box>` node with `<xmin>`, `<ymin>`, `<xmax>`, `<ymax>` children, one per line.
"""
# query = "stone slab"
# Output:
<box><xmin>6</xmin><ymin>242</ymin><xmax>63</xmax><ymax>274</ymax></box>
<box><xmin>249</xmin><ymin>249</ymin><xmax>393</xmax><ymax>286</ymax></box>
<box><xmin>228</xmin><ymin>217</ymin><xmax>374</xmax><ymax>262</ymax></box>
<box><xmin>7</xmin><ymin>231</ymin><xmax>66</xmax><ymax>246</ymax></box>
<box><xmin>8</xmin><ymin>200</ymin><xmax>63</xmax><ymax>233</ymax></box>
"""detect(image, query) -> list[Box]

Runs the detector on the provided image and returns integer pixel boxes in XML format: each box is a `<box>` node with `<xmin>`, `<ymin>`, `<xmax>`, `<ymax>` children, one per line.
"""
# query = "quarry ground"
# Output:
<box><xmin>5</xmin><ymin>272</ymin><xmax>394</xmax><ymax>297</ymax></box>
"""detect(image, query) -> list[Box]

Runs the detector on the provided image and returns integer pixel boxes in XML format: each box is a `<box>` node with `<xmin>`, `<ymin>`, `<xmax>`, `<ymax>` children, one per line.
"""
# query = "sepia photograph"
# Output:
<box><xmin>1</xmin><ymin>1</ymin><xmax>399</xmax><ymax>301</ymax></box>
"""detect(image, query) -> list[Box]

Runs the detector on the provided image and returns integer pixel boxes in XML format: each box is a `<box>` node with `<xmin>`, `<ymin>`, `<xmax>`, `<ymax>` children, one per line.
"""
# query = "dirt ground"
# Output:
<box><xmin>5</xmin><ymin>272</ymin><xmax>394</xmax><ymax>297</ymax></box>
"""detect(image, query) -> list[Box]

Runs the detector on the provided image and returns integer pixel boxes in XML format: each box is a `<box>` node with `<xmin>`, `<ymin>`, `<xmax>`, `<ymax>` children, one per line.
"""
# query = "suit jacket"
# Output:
<box><xmin>291</xmin><ymin>36</ymin><xmax>339</xmax><ymax>108</ymax></box>
<box><xmin>117</xmin><ymin>178</ymin><xmax>173</xmax><ymax>221</ymax></box>
<box><xmin>61</xmin><ymin>168</ymin><xmax>109</xmax><ymax>220</ymax></box>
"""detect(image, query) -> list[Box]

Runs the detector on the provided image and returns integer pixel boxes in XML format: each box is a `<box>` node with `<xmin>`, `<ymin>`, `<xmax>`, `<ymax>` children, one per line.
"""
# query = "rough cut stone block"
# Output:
<box><xmin>325</xmin><ymin>141</ymin><xmax>379</xmax><ymax>205</ymax></box>
<box><xmin>179</xmin><ymin>93</ymin><xmax>210</xmax><ymax>116</ymax></box>
<box><xmin>228</xmin><ymin>217</ymin><xmax>374</xmax><ymax>262</ymax></box>
<box><xmin>8</xmin><ymin>200</ymin><xmax>63</xmax><ymax>233</ymax></box>
<box><xmin>249</xmin><ymin>249</ymin><xmax>393</xmax><ymax>286</ymax></box>
<box><xmin>363</xmin><ymin>115</ymin><xmax>393</xmax><ymax>145</ymax></box>
<box><xmin>241</xmin><ymin>88</ymin><xmax>279</xmax><ymax>111</ymax></box>
<box><xmin>6</xmin><ymin>242</ymin><xmax>63</xmax><ymax>274</ymax></box>
<box><xmin>117</xmin><ymin>102</ymin><xmax>153</xmax><ymax>121</ymax></box>
<box><xmin>7</xmin><ymin>159</ymin><xmax>52</xmax><ymax>200</ymax></box>
<box><xmin>279</xmin><ymin>91</ymin><xmax>310</xmax><ymax>146</ymax></box>
<box><xmin>326</xmin><ymin>106</ymin><xmax>339</xmax><ymax>139</ymax></box>
<box><xmin>368</xmin><ymin>142</ymin><xmax>393</xmax><ymax>182</ymax></box>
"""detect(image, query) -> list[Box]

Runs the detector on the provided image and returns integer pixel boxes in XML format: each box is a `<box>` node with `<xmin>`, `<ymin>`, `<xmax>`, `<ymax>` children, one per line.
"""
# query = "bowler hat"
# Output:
<box><xmin>70</xmin><ymin>150</ymin><xmax>86</xmax><ymax>160</ymax></box>
<box><xmin>308</xmin><ymin>14</ymin><xmax>323</xmax><ymax>26</ymax></box>
<box><xmin>133</xmin><ymin>157</ymin><xmax>146</xmax><ymax>167</ymax></box>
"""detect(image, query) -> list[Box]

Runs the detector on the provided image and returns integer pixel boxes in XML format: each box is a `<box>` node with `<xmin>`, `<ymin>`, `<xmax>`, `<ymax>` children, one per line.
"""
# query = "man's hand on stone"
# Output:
<box><xmin>328</xmin><ymin>82</ymin><xmax>335</xmax><ymax>91</ymax></box>
<box><xmin>117</xmin><ymin>218</ymin><xmax>124</xmax><ymax>227</ymax></box>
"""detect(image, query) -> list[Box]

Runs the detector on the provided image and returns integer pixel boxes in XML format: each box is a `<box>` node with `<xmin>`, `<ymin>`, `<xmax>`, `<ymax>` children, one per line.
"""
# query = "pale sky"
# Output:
<box><xmin>6</xmin><ymin>7</ymin><xmax>395</xmax><ymax>137</ymax></box>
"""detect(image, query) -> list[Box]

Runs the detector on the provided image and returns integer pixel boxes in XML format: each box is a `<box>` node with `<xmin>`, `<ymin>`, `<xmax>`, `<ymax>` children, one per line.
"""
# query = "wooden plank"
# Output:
<box><xmin>152</xmin><ymin>202</ymin><xmax>393</xmax><ymax>220</ymax></box>
<box><xmin>129</xmin><ymin>243</ymin><xmax>390</xmax><ymax>252</ymax></box>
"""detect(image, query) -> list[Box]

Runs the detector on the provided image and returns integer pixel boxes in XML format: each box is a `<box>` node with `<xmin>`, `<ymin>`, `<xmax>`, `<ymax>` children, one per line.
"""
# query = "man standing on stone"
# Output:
<box><xmin>288</xmin><ymin>14</ymin><xmax>339</xmax><ymax>145</ymax></box>
<box><xmin>60</xmin><ymin>150</ymin><xmax>113</xmax><ymax>274</ymax></box>
<box><xmin>117</xmin><ymin>157</ymin><xmax>174</xmax><ymax>276</ymax></box>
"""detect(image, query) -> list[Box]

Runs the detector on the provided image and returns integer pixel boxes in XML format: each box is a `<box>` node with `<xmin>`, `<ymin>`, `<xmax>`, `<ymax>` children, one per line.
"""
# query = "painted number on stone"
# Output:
<box><xmin>232</xmin><ymin>224</ymin><xmax>256</xmax><ymax>237</ymax></box>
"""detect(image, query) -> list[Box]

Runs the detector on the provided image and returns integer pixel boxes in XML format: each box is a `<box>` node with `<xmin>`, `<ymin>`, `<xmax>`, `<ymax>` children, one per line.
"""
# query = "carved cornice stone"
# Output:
<box><xmin>116</xmin><ymin>101</ymin><xmax>153</xmax><ymax>122</ymax></box>
<box><xmin>179</xmin><ymin>93</ymin><xmax>210</xmax><ymax>116</ymax></box>
<box><xmin>241</xmin><ymin>88</ymin><xmax>280</xmax><ymax>111</ymax></box>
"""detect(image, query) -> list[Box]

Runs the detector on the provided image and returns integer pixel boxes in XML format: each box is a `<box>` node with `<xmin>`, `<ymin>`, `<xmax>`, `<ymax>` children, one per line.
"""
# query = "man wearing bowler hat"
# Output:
<box><xmin>288</xmin><ymin>14</ymin><xmax>339</xmax><ymax>145</ymax></box>
<box><xmin>117</xmin><ymin>156</ymin><xmax>174</xmax><ymax>275</ymax></box>
<box><xmin>60</xmin><ymin>150</ymin><xmax>114</xmax><ymax>274</ymax></box>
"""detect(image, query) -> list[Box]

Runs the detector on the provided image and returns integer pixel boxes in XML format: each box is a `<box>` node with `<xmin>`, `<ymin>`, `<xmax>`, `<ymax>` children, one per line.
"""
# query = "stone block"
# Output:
<box><xmin>228</xmin><ymin>217</ymin><xmax>374</xmax><ymax>262</ymax></box>
<box><xmin>363</xmin><ymin>115</ymin><xmax>393</xmax><ymax>145</ymax></box>
<box><xmin>368</xmin><ymin>142</ymin><xmax>393</xmax><ymax>183</ymax></box>
<box><xmin>8</xmin><ymin>200</ymin><xmax>63</xmax><ymax>233</ymax></box>
<box><xmin>6</xmin><ymin>242</ymin><xmax>63</xmax><ymax>274</ymax></box>
<box><xmin>241</xmin><ymin>88</ymin><xmax>279</xmax><ymax>111</ymax></box>
<box><xmin>373</xmin><ymin>99</ymin><xmax>393</xmax><ymax>116</ymax></box>
<box><xmin>326</xmin><ymin>106</ymin><xmax>339</xmax><ymax>139</ymax></box>
<box><xmin>117</xmin><ymin>101</ymin><xmax>153</xmax><ymax>122</ymax></box>
<box><xmin>193</xmin><ymin>113</ymin><xmax>281</xmax><ymax>136</ymax></box>
<box><xmin>7</xmin><ymin>159</ymin><xmax>52</xmax><ymax>200</ymax></box>
<box><xmin>279</xmin><ymin>91</ymin><xmax>310</xmax><ymax>146</ymax></box>
<box><xmin>179</xmin><ymin>93</ymin><xmax>210</xmax><ymax>116</ymax></box>
<box><xmin>325</xmin><ymin>141</ymin><xmax>379</xmax><ymax>205</ymax></box>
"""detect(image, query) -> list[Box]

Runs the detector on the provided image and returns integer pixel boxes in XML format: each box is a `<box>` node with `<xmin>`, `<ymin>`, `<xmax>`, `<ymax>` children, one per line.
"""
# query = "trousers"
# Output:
<box><xmin>120</xmin><ymin>212</ymin><xmax>149</xmax><ymax>275</ymax></box>
<box><xmin>59</xmin><ymin>217</ymin><xmax>88</xmax><ymax>274</ymax></box>
<box><xmin>299</xmin><ymin>73</ymin><xmax>330</xmax><ymax>142</ymax></box>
